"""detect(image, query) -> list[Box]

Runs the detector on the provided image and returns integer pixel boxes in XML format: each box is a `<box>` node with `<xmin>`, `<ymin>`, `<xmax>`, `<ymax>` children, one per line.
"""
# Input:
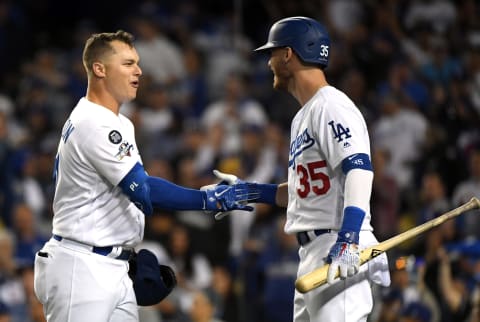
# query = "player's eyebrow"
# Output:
<box><xmin>122</xmin><ymin>58</ymin><xmax>138</xmax><ymax>64</ymax></box>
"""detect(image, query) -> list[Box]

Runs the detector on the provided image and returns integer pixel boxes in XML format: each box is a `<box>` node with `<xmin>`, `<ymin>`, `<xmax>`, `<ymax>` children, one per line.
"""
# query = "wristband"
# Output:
<box><xmin>256</xmin><ymin>183</ymin><xmax>277</xmax><ymax>205</ymax></box>
<box><xmin>339</xmin><ymin>206</ymin><xmax>365</xmax><ymax>243</ymax></box>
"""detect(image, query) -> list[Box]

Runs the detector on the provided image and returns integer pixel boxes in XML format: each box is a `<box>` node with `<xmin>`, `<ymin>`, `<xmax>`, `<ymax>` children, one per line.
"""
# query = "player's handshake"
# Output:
<box><xmin>201</xmin><ymin>180</ymin><xmax>260</xmax><ymax>214</ymax></box>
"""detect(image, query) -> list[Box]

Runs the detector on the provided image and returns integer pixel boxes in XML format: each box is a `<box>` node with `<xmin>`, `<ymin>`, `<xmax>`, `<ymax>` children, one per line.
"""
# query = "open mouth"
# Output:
<box><xmin>131</xmin><ymin>80</ymin><xmax>139</xmax><ymax>88</ymax></box>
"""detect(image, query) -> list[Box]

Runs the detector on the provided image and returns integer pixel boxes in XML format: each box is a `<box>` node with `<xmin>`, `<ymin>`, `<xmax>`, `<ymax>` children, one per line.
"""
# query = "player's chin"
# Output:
<box><xmin>126</xmin><ymin>89</ymin><xmax>138</xmax><ymax>100</ymax></box>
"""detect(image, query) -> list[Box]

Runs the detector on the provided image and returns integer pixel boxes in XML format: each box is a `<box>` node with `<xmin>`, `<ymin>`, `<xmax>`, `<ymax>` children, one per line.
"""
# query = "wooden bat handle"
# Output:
<box><xmin>295</xmin><ymin>197</ymin><xmax>480</xmax><ymax>293</ymax></box>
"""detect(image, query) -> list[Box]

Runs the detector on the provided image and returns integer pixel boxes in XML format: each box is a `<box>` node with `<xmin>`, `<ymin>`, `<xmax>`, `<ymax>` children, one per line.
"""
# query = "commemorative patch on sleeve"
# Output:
<box><xmin>108</xmin><ymin>130</ymin><xmax>122</xmax><ymax>144</ymax></box>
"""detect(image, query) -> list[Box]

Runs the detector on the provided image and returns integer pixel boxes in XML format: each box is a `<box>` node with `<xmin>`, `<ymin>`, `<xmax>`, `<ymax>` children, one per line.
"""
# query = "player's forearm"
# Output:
<box><xmin>276</xmin><ymin>182</ymin><xmax>288</xmax><ymax>207</ymax></box>
<box><xmin>344</xmin><ymin>168</ymin><xmax>373</xmax><ymax>212</ymax></box>
<box><xmin>147</xmin><ymin>176</ymin><xmax>206</xmax><ymax>210</ymax></box>
<box><xmin>254</xmin><ymin>182</ymin><xmax>288</xmax><ymax>208</ymax></box>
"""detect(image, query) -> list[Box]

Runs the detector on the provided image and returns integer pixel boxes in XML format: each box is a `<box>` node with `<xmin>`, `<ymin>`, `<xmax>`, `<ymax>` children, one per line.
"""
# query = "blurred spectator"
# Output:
<box><xmin>20</xmin><ymin>267</ymin><xmax>45</xmax><ymax>322</ymax></box>
<box><xmin>378</xmin><ymin>60</ymin><xmax>430</xmax><ymax>113</ymax></box>
<box><xmin>188</xmin><ymin>289</ymin><xmax>225</xmax><ymax>322</ymax></box>
<box><xmin>386</xmin><ymin>255</ymin><xmax>440</xmax><ymax>322</ymax></box>
<box><xmin>254</xmin><ymin>216</ymin><xmax>298</xmax><ymax>322</ymax></box>
<box><xmin>208</xmin><ymin>265</ymin><xmax>240</xmax><ymax>322</ymax></box>
<box><xmin>339</xmin><ymin>68</ymin><xmax>375</xmax><ymax>125</ymax></box>
<box><xmin>16</xmin><ymin>49</ymin><xmax>72</xmax><ymax>130</ymax></box>
<box><xmin>371</xmin><ymin>148</ymin><xmax>400</xmax><ymax>241</ymax></box>
<box><xmin>10</xmin><ymin>203</ymin><xmax>48</xmax><ymax>269</ymax></box>
<box><xmin>0</xmin><ymin>111</ymin><xmax>15</xmax><ymax>227</ymax></box>
<box><xmin>371</xmin><ymin>94</ymin><xmax>428</xmax><ymax>199</ymax></box>
<box><xmin>129</xmin><ymin>14</ymin><xmax>186</xmax><ymax>86</ymax></box>
<box><xmin>403</xmin><ymin>0</ymin><xmax>457</xmax><ymax>34</ymax></box>
<box><xmin>175</xmin><ymin>46</ymin><xmax>208</xmax><ymax>120</ymax></box>
<box><xmin>420</xmin><ymin>37</ymin><xmax>463</xmax><ymax>89</ymax></box>
<box><xmin>437</xmin><ymin>247</ymin><xmax>473</xmax><ymax>322</ymax></box>
<box><xmin>133</xmin><ymin>83</ymin><xmax>179</xmax><ymax>162</ymax></box>
<box><xmin>399</xmin><ymin>301</ymin><xmax>432</xmax><ymax>322</ymax></box>
<box><xmin>238</xmin><ymin>211</ymin><xmax>282</xmax><ymax>322</ymax></box>
<box><xmin>237</xmin><ymin>124</ymin><xmax>277</xmax><ymax>183</ymax></box>
<box><xmin>192</xmin><ymin>13</ymin><xmax>253</xmax><ymax>100</ymax></box>
<box><xmin>400</xmin><ymin>23</ymin><xmax>434</xmax><ymax>69</ymax></box>
<box><xmin>0</xmin><ymin>300</ymin><xmax>10</xmax><ymax>322</ymax></box>
<box><xmin>325</xmin><ymin>0</ymin><xmax>365</xmax><ymax>39</ymax></box>
<box><xmin>11</xmin><ymin>150</ymin><xmax>47</xmax><ymax>230</ymax></box>
<box><xmin>373</xmin><ymin>288</ymin><xmax>403</xmax><ymax>322</ymax></box>
<box><xmin>452</xmin><ymin>147</ymin><xmax>480</xmax><ymax>239</ymax></box>
<box><xmin>0</xmin><ymin>230</ymin><xmax>29</xmax><ymax>322</ymax></box>
<box><xmin>417</xmin><ymin>171</ymin><xmax>450</xmax><ymax>224</ymax></box>
<box><xmin>201</xmin><ymin>72</ymin><xmax>268</xmax><ymax>157</ymax></box>
<box><xmin>167</xmin><ymin>223</ymin><xmax>213</xmax><ymax>292</ymax></box>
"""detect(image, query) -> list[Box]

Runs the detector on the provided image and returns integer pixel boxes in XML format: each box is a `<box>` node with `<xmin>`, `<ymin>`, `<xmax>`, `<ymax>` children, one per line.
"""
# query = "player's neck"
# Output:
<box><xmin>86</xmin><ymin>86</ymin><xmax>121</xmax><ymax>114</ymax></box>
<box><xmin>290</xmin><ymin>69</ymin><xmax>328</xmax><ymax>106</ymax></box>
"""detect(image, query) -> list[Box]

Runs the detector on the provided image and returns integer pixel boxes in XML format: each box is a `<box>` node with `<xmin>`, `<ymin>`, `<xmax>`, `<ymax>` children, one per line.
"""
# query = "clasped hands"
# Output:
<box><xmin>202</xmin><ymin>170</ymin><xmax>259</xmax><ymax>218</ymax></box>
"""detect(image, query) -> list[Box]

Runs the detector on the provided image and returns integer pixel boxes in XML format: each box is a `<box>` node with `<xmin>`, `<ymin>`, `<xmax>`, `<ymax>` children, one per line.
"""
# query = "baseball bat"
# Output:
<box><xmin>295</xmin><ymin>197</ymin><xmax>480</xmax><ymax>293</ymax></box>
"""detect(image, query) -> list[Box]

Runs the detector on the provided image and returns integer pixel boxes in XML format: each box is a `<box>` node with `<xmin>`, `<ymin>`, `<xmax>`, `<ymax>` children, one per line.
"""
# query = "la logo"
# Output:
<box><xmin>328</xmin><ymin>120</ymin><xmax>351</xmax><ymax>142</ymax></box>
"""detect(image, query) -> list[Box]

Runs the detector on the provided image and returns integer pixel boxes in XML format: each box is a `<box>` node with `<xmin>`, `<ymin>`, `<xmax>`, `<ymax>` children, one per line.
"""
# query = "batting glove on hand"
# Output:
<box><xmin>209</xmin><ymin>170</ymin><xmax>260</xmax><ymax>219</ymax></box>
<box><xmin>202</xmin><ymin>184</ymin><xmax>258</xmax><ymax>214</ymax></box>
<box><xmin>326</xmin><ymin>231</ymin><xmax>360</xmax><ymax>284</ymax></box>
<box><xmin>201</xmin><ymin>170</ymin><xmax>260</xmax><ymax>220</ymax></box>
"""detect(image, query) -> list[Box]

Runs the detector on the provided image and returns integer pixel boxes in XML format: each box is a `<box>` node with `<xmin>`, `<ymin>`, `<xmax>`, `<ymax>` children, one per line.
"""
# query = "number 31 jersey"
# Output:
<box><xmin>285</xmin><ymin>86</ymin><xmax>373</xmax><ymax>234</ymax></box>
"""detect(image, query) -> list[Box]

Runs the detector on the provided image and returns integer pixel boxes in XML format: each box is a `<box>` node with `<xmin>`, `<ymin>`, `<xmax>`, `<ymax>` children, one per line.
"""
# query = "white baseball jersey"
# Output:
<box><xmin>285</xmin><ymin>86</ymin><xmax>373</xmax><ymax>234</ymax></box>
<box><xmin>52</xmin><ymin>97</ymin><xmax>145</xmax><ymax>247</ymax></box>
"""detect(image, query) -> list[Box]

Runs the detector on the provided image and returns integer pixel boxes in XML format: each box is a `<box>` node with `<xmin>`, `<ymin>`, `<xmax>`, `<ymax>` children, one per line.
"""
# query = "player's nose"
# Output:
<box><xmin>135</xmin><ymin>64</ymin><xmax>142</xmax><ymax>77</ymax></box>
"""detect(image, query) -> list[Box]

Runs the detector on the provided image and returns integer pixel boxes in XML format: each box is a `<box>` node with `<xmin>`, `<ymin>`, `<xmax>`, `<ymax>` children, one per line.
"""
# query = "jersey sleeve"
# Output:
<box><xmin>82</xmin><ymin>123</ymin><xmax>140</xmax><ymax>187</ymax></box>
<box><xmin>314</xmin><ymin>102</ymin><xmax>371</xmax><ymax>170</ymax></box>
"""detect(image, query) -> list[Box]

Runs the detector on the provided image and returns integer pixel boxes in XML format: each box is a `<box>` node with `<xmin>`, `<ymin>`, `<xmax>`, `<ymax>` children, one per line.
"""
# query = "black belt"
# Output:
<box><xmin>53</xmin><ymin>234</ymin><xmax>133</xmax><ymax>260</ymax></box>
<box><xmin>296</xmin><ymin>229</ymin><xmax>332</xmax><ymax>246</ymax></box>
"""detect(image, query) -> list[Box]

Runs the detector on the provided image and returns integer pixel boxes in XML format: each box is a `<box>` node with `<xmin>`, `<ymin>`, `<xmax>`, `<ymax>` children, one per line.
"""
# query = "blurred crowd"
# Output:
<box><xmin>0</xmin><ymin>0</ymin><xmax>479</xmax><ymax>321</ymax></box>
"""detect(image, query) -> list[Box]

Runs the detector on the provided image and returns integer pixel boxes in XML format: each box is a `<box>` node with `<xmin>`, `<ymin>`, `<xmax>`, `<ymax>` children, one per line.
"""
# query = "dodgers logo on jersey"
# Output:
<box><xmin>115</xmin><ymin>141</ymin><xmax>134</xmax><ymax>160</ymax></box>
<box><xmin>288</xmin><ymin>128</ymin><xmax>315</xmax><ymax>168</ymax></box>
<box><xmin>328</xmin><ymin>120</ymin><xmax>352</xmax><ymax>148</ymax></box>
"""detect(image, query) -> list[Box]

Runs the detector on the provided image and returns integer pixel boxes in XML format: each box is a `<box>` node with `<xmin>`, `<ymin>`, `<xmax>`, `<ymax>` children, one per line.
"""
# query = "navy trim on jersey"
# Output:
<box><xmin>341</xmin><ymin>153</ymin><xmax>372</xmax><ymax>174</ymax></box>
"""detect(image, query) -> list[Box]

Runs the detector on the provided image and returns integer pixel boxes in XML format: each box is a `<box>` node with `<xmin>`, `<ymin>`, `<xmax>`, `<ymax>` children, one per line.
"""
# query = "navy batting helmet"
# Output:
<box><xmin>254</xmin><ymin>16</ymin><xmax>330</xmax><ymax>68</ymax></box>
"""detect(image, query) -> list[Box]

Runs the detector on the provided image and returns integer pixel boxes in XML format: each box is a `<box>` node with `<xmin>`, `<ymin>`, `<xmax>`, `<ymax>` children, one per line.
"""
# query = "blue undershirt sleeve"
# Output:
<box><xmin>146</xmin><ymin>176</ymin><xmax>205</xmax><ymax>210</ymax></box>
<box><xmin>119</xmin><ymin>162</ymin><xmax>207</xmax><ymax>213</ymax></box>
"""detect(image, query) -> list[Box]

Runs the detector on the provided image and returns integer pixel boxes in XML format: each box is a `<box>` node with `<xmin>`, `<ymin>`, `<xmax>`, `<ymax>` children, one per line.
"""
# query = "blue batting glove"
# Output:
<box><xmin>203</xmin><ymin>184</ymin><xmax>257</xmax><ymax>213</ymax></box>
<box><xmin>209</xmin><ymin>170</ymin><xmax>261</xmax><ymax>219</ymax></box>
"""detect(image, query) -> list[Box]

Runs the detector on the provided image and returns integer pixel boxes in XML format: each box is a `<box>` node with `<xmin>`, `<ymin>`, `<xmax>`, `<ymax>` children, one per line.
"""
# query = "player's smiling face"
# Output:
<box><xmin>268</xmin><ymin>47</ymin><xmax>290</xmax><ymax>91</ymax></box>
<box><xmin>103</xmin><ymin>41</ymin><xmax>142</xmax><ymax>104</ymax></box>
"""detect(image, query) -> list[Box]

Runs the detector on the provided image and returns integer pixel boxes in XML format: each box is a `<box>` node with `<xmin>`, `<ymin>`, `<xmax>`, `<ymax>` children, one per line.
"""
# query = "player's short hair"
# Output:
<box><xmin>82</xmin><ymin>30</ymin><xmax>135</xmax><ymax>76</ymax></box>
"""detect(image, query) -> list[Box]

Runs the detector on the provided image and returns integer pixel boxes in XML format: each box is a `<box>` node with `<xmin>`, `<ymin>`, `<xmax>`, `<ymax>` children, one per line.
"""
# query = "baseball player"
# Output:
<box><xmin>214</xmin><ymin>17</ymin><xmax>391</xmax><ymax>321</ymax></box>
<box><xmin>32</xmin><ymin>30</ymin><xmax>256</xmax><ymax>322</ymax></box>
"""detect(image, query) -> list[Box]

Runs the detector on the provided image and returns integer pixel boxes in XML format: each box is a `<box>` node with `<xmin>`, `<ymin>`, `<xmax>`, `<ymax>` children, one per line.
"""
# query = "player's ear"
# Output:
<box><xmin>92</xmin><ymin>61</ymin><xmax>106</xmax><ymax>78</ymax></box>
<box><xmin>284</xmin><ymin>47</ymin><xmax>293</xmax><ymax>64</ymax></box>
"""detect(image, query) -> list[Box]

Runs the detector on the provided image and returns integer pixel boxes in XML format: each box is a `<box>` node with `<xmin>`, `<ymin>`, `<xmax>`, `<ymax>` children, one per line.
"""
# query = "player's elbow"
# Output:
<box><xmin>119</xmin><ymin>162</ymin><xmax>153</xmax><ymax>216</ymax></box>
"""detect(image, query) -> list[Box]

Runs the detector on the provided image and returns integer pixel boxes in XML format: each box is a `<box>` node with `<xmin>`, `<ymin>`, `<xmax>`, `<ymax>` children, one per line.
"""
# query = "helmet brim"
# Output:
<box><xmin>253</xmin><ymin>42</ymin><xmax>277</xmax><ymax>52</ymax></box>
